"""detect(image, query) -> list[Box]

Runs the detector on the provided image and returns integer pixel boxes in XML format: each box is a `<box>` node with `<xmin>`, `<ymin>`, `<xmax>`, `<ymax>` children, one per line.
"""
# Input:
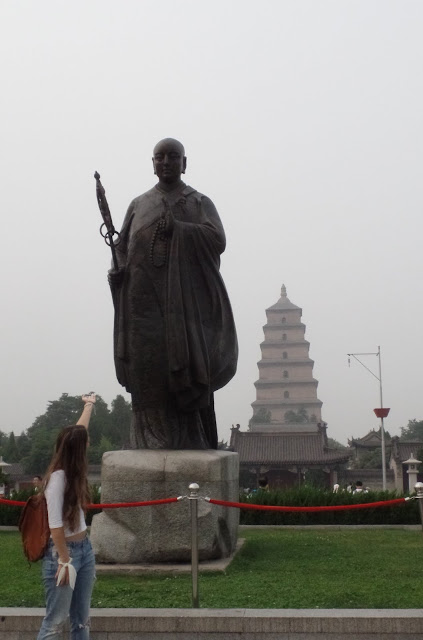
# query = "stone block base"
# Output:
<box><xmin>90</xmin><ymin>449</ymin><xmax>239</xmax><ymax>564</ymax></box>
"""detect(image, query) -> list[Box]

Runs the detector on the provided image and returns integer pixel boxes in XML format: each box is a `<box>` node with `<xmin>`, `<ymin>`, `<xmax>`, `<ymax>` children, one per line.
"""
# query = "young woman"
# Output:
<box><xmin>37</xmin><ymin>393</ymin><xmax>96</xmax><ymax>640</ymax></box>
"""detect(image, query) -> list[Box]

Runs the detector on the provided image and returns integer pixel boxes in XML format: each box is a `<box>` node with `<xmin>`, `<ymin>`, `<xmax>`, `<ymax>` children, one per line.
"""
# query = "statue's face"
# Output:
<box><xmin>152</xmin><ymin>139</ymin><xmax>186</xmax><ymax>184</ymax></box>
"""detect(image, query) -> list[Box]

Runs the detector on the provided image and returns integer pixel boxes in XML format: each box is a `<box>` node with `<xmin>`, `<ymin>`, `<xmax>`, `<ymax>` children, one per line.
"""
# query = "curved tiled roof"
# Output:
<box><xmin>392</xmin><ymin>439</ymin><xmax>423</xmax><ymax>463</ymax></box>
<box><xmin>231</xmin><ymin>431</ymin><xmax>350</xmax><ymax>465</ymax></box>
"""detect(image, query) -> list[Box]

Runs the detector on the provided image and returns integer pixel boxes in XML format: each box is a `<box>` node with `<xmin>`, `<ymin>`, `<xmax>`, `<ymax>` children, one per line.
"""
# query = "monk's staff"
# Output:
<box><xmin>94</xmin><ymin>171</ymin><xmax>120</xmax><ymax>270</ymax></box>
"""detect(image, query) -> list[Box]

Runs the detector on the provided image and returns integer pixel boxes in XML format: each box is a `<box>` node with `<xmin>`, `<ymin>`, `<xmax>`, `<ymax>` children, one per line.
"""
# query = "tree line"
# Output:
<box><xmin>2</xmin><ymin>393</ymin><xmax>423</xmax><ymax>476</ymax></box>
<box><xmin>0</xmin><ymin>393</ymin><xmax>132</xmax><ymax>475</ymax></box>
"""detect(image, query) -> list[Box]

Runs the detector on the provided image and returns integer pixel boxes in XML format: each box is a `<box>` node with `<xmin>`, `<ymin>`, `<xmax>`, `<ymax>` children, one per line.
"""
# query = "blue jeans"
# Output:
<box><xmin>37</xmin><ymin>536</ymin><xmax>96</xmax><ymax>640</ymax></box>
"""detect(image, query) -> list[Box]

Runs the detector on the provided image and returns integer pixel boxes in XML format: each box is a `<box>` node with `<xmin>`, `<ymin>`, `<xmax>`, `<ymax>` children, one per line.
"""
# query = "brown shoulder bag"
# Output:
<box><xmin>18</xmin><ymin>493</ymin><xmax>50</xmax><ymax>562</ymax></box>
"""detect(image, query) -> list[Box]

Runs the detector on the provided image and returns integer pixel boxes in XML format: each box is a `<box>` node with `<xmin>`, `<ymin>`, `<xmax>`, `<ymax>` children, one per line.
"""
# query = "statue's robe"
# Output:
<box><xmin>111</xmin><ymin>182</ymin><xmax>238</xmax><ymax>449</ymax></box>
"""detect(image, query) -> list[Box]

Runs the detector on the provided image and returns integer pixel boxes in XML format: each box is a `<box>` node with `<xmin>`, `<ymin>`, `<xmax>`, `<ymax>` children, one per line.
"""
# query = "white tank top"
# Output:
<box><xmin>45</xmin><ymin>470</ymin><xmax>86</xmax><ymax>537</ymax></box>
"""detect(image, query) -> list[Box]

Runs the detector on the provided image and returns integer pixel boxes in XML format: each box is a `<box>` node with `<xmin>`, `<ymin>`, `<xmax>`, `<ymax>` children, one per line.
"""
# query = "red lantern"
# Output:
<box><xmin>373</xmin><ymin>408</ymin><xmax>390</xmax><ymax>418</ymax></box>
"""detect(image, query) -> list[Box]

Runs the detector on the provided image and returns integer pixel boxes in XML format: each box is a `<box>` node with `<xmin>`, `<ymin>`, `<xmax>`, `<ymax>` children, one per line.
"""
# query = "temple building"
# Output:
<box><xmin>348</xmin><ymin>429</ymin><xmax>392</xmax><ymax>463</ymax></box>
<box><xmin>230</xmin><ymin>285</ymin><xmax>349</xmax><ymax>488</ymax></box>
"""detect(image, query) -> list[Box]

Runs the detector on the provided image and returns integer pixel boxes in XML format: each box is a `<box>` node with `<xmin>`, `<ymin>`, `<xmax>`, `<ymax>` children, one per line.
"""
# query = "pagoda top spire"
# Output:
<box><xmin>267</xmin><ymin>284</ymin><xmax>301</xmax><ymax>311</ymax></box>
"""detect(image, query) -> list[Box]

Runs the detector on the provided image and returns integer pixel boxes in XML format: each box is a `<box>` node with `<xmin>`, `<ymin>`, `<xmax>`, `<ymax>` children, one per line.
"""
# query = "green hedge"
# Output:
<box><xmin>0</xmin><ymin>488</ymin><xmax>34</xmax><ymax>525</ymax></box>
<box><xmin>238</xmin><ymin>487</ymin><xmax>421</xmax><ymax>525</ymax></box>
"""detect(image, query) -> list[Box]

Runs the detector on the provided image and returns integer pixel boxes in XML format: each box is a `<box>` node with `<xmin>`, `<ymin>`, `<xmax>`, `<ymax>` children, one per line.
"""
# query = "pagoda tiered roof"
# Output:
<box><xmin>258</xmin><ymin>359</ymin><xmax>315</xmax><ymax>366</ymax></box>
<box><xmin>266</xmin><ymin>285</ymin><xmax>301</xmax><ymax>312</ymax></box>
<box><xmin>254</xmin><ymin>379</ymin><xmax>319</xmax><ymax>387</ymax></box>
<box><xmin>260</xmin><ymin>339</ymin><xmax>311</xmax><ymax>348</ymax></box>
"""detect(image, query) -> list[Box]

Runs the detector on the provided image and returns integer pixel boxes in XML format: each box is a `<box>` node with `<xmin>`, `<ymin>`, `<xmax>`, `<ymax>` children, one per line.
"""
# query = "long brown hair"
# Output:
<box><xmin>44</xmin><ymin>425</ymin><xmax>91</xmax><ymax>531</ymax></box>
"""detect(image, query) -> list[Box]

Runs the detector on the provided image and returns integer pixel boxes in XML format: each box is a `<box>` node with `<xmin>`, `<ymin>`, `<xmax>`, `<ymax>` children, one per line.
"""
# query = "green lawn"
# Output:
<box><xmin>2</xmin><ymin>529</ymin><xmax>423</xmax><ymax>608</ymax></box>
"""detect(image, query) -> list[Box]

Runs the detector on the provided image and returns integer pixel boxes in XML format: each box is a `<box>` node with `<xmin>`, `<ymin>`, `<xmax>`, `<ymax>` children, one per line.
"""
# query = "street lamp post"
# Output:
<box><xmin>347</xmin><ymin>346</ymin><xmax>389</xmax><ymax>491</ymax></box>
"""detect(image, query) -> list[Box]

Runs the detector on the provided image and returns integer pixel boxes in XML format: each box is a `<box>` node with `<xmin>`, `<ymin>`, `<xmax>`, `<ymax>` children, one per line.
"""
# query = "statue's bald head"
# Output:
<box><xmin>153</xmin><ymin>138</ymin><xmax>185</xmax><ymax>156</ymax></box>
<box><xmin>152</xmin><ymin>138</ymin><xmax>187</xmax><ymax>185</ymax></box>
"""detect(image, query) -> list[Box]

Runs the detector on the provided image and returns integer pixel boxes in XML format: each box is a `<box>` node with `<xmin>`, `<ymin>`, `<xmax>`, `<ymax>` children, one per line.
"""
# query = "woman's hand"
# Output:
<box><xmin>82</xmin><ymin>393</ymin><xmax>96</xmax><ymax>405</ymax></box>
<box><xmin>55</xmin><ymin>563</ymin><xmax>70</xmax><ymax>586</ymax></box>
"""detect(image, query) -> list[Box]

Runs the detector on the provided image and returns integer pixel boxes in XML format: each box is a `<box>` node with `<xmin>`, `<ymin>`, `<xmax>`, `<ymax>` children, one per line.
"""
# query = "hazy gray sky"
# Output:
<box><xmin>1</xmin><ymin>0</ymin><xmax>422</xmax><ymax>446</ymax></box>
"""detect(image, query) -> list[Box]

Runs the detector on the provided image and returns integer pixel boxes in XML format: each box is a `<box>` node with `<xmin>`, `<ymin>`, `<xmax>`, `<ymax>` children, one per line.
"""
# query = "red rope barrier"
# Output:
<box><xmin>86</xmin><ymin>497</ymin><xmax>179</xmax><ymax>509</ymax></box>
<box><xmin>0</xmin><ymin>496</ymin><xmax>410</xmax><ymax>512</ymax></box>
<box><xmin>0</xmin><ymin>496</ymin><xmax>179</xmax><ymax>509</ymax></box>
<box><xmin>207</xmin><ymin>498</ymin><xmax>408</xmax><ymax>512</ymax></box>
<box><xmin>0</xmin><ymin>498</ymin><xmax>26</xmax><ymax>507</ymax></box>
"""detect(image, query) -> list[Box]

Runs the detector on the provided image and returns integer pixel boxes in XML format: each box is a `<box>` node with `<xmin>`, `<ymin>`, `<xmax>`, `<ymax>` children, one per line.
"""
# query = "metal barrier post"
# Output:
<box><xmin>189</xmin><ymin>482</ymin><xmax>200</xmax><ymax>608</ymax></box>
<box><xmin>415</xmin><ymin>482</ymin><xmax>423</xmax><ymax>532</ymax></box>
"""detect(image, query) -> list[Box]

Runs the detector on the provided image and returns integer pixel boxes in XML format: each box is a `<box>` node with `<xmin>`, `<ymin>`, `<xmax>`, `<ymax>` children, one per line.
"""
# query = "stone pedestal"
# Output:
<box><xmin>90</xmin><ymin>449</ymin><xmax>239</xmax><ymax>564</ymax></box>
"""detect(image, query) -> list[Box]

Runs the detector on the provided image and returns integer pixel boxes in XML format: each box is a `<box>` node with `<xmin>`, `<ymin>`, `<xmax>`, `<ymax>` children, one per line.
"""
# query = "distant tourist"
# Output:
<box><xmin>258</xmin><ymin>476</ymin><xmax>269</xmax><ymax>491</ymax></box>
<box><xmin>33</xmin><ymin>475</ymin><xmax>43</xmax><ymax>492</ymax></box>
<box><xmin>346</xmin><ymin>483</ymin><xmax>353</xmax><ymax>492</ymax></box>
<box><xmin>333</xmin><ymin>483</ymin><xmax>340</xmax><ymax>493</ymax></box>
<box><xmin>353</xmin><ymin>481</ymin><xmax>368</xmax><ymax>494</ymax></box>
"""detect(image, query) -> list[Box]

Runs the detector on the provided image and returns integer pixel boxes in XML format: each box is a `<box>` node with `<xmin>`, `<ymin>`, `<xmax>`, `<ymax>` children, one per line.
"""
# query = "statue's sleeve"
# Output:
<box><xmin>196</xmin><ymin>195</ymin><xmax>226</xmax><ymax>254</ymax></box>
<box><xmin>167</xmin><ymin>194</ymin><xmax>238</xmax><ymax>409</ymax></box>
<box><xmin>171</xmin><ymin>194</ymin><xmax>226</xmax><ymax>262</ymax></box>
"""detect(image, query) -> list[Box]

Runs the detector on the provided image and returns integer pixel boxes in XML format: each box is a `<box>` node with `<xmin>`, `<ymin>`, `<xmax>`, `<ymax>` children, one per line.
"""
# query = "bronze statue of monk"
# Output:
<box><xmin>109</xmin><ymin>139</ymin><xmax>238</xmax><ymax>449</ymax></box>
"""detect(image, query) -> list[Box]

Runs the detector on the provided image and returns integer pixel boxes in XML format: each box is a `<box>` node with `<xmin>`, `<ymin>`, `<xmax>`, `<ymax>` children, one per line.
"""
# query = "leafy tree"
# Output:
<box><xmin>400</xmin><ymin>419</ymin><xmax>423</xmax><ymax>441</ymax></box>
<box><xmin>4</xmin><ymin>432</ymin><xmax>19</xmax><ymax>462</ymax></box>
<box><xmin>327</xmin><ymin>437</ymin><xmax>347</xmax><ymax>450</ymax></box>
<box><xmin>0</xmin><ymin>468</ymin><xmax>9</xmax><ymax>487</ymax></box>
<box><xmin>298</xmin><ymin>407</ymin><xmax>309</xmax><ymax>422</ymax></box>
<box><xmin>284</xmin><ymin>407</ymin><xmax>309</xmax><ymax>423</ymax></box>
<box><xmin>304</xmin><ymin>469</ymin><xmax>328</xmax><ymax>488</ymax></box>
<box><xmin>23</xmin><ymin>393</ymin><xmax>89</xmax><ymax>474</ymax></box>
<box><xmin>108</xmin><ymin>395</ymin><xmax>132</xmax><ymax>447</ymax></box>
<box><xmin>23</xmin><ymin>393</ymin><xmax>111</xmax><ymax>473</ymax></box>
<box><xmin>349</xmin><ymin>447</ymin><xmax>389</xmax><ymax>470</ymax></box>
<box><xmin>4</xmin><ymin>392</ymin><xmax>132</xmax><ymax>473</ymax></box>
<box><xmin>16</xmin><ymin>431</ymin><xmax>31</xmax><ymax>459</ymax></box>
<box><xmin>86</xmin><ymin>396</ymin><xmax>111</xmax><ymax>447</ymax></box>
<box><xmin>88</xmin><ymin>435</ymin><xmax>117</xmax><ymax>464</ymax></box>
<box><xmin>416</xmin><ymin>448</ymin><xmax>423</xmax><ymax>472</ymax></box>
<box><xmin>24</xmin><ymin>426</ymin><xmax>60</xmax><ymax>475</ymax></box>
<box><xmin>248</xmin><ymin>408</ymin><xmax>272</xmax><ymax>429</ymax></box>
<box><xmin>0</xmin><ymin>430</ymin><xmax>8</xmax><ymax>458</ymax></box>
<box><xmin>27</xmin><ymin>393</ymin><xmax>83</xmax><ymax>436</ymax></box>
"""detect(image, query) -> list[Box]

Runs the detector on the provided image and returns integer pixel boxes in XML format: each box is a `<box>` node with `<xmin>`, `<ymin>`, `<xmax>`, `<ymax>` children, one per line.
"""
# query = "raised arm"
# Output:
<box><xmin>76</xmin><ymin>393</ymin><xmax>96</xmax><ymax>429</ymax></box>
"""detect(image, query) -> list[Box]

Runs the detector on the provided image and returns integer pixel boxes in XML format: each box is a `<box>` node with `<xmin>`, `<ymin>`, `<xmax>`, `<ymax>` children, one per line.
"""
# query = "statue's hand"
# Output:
<box><xmin>164</xmin><ymin>209</ymin><xmax>174</xmax><ymax>236</ymax></box>
<box><xmin>108</xmin><ymin>268</ymin><xmax>124</xmax><ymax>288</ymax></box>
<box><xmin>159</xmin><ymin>197</ymin><xmax>174</xmax><ymax>236</ymax></box>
